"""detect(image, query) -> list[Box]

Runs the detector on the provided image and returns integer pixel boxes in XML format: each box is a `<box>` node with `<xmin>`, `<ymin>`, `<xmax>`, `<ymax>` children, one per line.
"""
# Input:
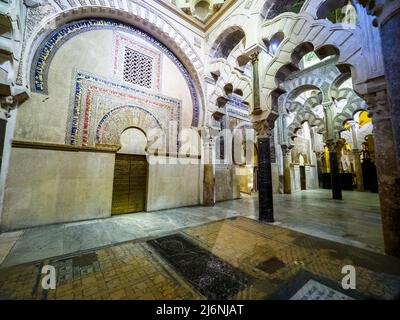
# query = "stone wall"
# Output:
<box><xmin>2</xmin><ymin>148</ymin><xmax>115</xmax><ymax>230</ymax></box>
<box><xmin>1</xmin><ymin>21</ymin><xmax>201</xmax><ymax>230</ymax></box>
<box><xmin>215</xmin><ymin>164</ymin><xmax>240</xmax><ymax>202</ymax></box>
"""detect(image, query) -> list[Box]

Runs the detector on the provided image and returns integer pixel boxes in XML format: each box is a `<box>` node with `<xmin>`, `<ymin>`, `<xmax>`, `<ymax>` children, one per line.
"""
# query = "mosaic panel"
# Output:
<box><xmin>67</xmin><ymin>69</ymin><xmax>181</xmax><ymax>148</ymax></box>
<box><xmin>31</xmin><ymin>19</ymin><xmax>200</xmax><ymax>126</ymax></box>
<box><xmin>112</xmin><ymin>31</ymin><xmax>162</xmax><ymax>91</ymax></box>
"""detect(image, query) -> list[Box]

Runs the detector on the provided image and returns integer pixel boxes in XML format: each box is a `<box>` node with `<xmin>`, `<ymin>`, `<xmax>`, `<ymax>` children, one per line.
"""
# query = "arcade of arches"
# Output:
<box><xmin>0</xmin><ymin>0</ymin><xmax>400</xmax><ymax>300</ymax></box>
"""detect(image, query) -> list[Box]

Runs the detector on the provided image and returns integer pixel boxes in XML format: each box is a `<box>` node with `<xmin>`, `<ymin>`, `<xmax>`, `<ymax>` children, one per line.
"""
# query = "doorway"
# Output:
<box><xmin>111</xmin><ymin>154</ymin><xmax>148</xmax><ymax>215</ymax></box>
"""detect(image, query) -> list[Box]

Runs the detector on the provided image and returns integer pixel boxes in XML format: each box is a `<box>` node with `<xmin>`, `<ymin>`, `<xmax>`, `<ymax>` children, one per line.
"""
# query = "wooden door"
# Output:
<box><xmin>112</xmin><ymin>154</ymin><xmax>147</xmax><ymax>215</ymax></box>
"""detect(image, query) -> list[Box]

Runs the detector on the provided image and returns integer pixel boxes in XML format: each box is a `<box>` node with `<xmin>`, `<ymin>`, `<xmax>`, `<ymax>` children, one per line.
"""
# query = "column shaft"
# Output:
<box><xmin>282</xmin><ymin>146</ymin><xmax>292</xmax><ymax>194</ymax></box>
<box><xmin>352</xmin><ymin>150</ymin><xmax>364</xmax><ymax>192</ymax></box>
<box><xmin>257</xmin><ymin>136</ymin><xmax>274</xmax><ymax>222</ymax></box>
<box><xmin>380</xmin><ymin>11</ymin><xmax>400</xmax><ymax>171</ymax></box>
<box><xmin>328</xmin><ymin>143</ymin><xmax>343</xmax><ymax>200</ymax></box>
<box><xmin>203</xmin><ymin>142</ymin><xmax>215</xmax><ymax>207</ymax></box>
<box><xmin>366</xmin><ymin>91</ymin><xmax>400</xmax><ymax>257</ymax></box>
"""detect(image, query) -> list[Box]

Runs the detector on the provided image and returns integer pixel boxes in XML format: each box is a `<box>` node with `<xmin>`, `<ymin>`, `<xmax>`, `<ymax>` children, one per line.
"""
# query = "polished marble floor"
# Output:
<box><xmin>217</xmin><ymin>190</ymin><xmax>384</xmax><ymax>253</ymax></box>
<box><xmin>0</xmin><ymin>217</ymin><xmax>399</xmax><ymax>300</ymax></box>
<box><xmin>0</xmin><ymin>189</ymin><xmax>394</xmax><ymax>300</ymax></box>
<box><xmin>0</xmin><ymin>206</ymin><xmax>238</xmax><ymax>268</ymax></box>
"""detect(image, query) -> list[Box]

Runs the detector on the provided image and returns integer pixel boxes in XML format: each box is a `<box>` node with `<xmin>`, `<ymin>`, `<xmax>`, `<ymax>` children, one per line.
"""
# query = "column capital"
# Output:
<box><xmin>364</xmin><ymin>90</ymin><xmax>391</xmax><ymax>123</ymax></box>
<box><xmin>0</xmin><ymin>95</ymin><xmax>16</xmax><ymax>119</ymax></box>
<box><xmin>281</xmin><ymin>145</ymin><xmax>292</xmax><ymax>157</ymax></box>
<box><xmin>326</xmin><ymin>141</ymin><xmax>339</xmax><ymax>153</ymax></box>
<box><xmin>249</xmin><ymin>51</ymin><xmax>259</xmax><ymax>64</ymax></box>
<box><xmin>348</xmin><ymin>120</ymin><xmax>359</xmax><ymax>128</ymax></box>
<box><xmin>253</xmin><ymin>120</ymin><xmax>272</xmax><ymax>139</ymax></box>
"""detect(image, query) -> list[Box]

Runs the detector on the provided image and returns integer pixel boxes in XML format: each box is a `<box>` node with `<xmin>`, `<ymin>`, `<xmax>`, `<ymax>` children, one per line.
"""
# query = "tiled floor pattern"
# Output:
<box><xmin>1</xmin><ymin>217</ymin><xmax>399</xmax><ymax>300</ymax></box>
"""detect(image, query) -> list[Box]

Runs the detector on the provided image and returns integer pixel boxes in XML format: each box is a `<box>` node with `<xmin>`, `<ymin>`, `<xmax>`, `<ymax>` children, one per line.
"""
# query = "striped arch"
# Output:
<box><xmin>260</xmin><ymin>12</ymin><xmax>366</xmax><ymax>117</ymax></box>
<box><xmin>209</xmin><ymin>41</ymin><xmax>252</xmax><ymax>108</ymax></box>
<box><xmin>303</xmin><ymin>95</ymin><xmax>323</xmax><ymax>110</ymax></box>
<box><xmin>287</xmin><ymin>110</ymin><xmax>326</xmax><ymax>141</ymax></box>
<box><xmin>208</xmin><ymin>13</ymin><xmax>250</xmax><ymax>58</ymax></box>
<box><xmin>334</xmin><ymin>98</ymin><xmax>368</xmax><ymax>132</ymax></box>
<box><xmin>330</xmin><ymin>86</ymin><xmax>358</xmax><ymax>100</ymax></box>
<box><xmin>280</xmin><ymin>60</ymin><xmax>342</xmax><ymax>114</ymax></box>
<box><xmin>329</xmin><ymin>72</ymin><xmax>352</xmax><ymax>95</ymax></box>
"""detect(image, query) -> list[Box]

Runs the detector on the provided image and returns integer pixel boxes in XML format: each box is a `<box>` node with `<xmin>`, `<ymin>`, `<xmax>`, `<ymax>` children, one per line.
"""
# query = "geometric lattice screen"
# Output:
<box><xmin>123</xmin><ymin>47</ymin><xmax>154</xmax><ymax>89</ymax></box>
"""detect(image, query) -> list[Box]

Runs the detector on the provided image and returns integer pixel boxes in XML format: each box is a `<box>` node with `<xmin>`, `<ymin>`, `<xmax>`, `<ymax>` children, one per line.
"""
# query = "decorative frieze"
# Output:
<box><xmin>66</xmin><ymin>70</ymin><xmax>181</xmax><ymax>149</ymax></box>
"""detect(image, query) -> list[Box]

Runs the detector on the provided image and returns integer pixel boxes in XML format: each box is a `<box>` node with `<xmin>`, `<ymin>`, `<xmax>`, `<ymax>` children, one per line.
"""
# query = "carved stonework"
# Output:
<box><xmin>249</xmin><ymin>52</ymin><xmax>259</xmax><ymax>64</ymax></box>
<box><xmin>0</xmin><ymin>96</ymin><xmax>16</xmax><ymax>119</ymax></box>
<box><xmin>358</xmin><ymin>0</ymin><xmax>400</xmax><ymax>26</ymax></box>
<box><xmin>253</xmin><ymin>120</ymin><xmax>272</xmax><ymax>139</ymax></box>
<box><xmin>16</xmin><ymin>2</ymin><xmax>57</xmax><ymax>85</ymax></box>
<box><xmin>281</xmin><ymin>145</ymin><xmax>292</xmax><ymax>158</ymax></box>
<box><xmin>365</xmin><ymin>90</ymin><xmax>391</xmax><ymax>123</ymax></box>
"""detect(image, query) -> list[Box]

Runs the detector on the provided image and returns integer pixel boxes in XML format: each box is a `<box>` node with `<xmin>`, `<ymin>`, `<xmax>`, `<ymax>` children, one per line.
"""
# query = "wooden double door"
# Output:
<box><xmin>112</xmin><ymin>154</ymin><xmax>148</xmax><ymax>215</ymax></box>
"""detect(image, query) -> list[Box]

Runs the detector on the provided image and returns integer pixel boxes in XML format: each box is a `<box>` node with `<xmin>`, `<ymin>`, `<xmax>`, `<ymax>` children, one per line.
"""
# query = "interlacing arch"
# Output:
<box><xmin>287</xmin><ymin>110</ymin><xmax>326</xmax><ymax>141</ymax></box>
<box><xmin>333</xmin><ymin>97</ymin><xmax>368</xmax><ymax>132</ymax></box>
<box><xmin>209</xmin><ymin>41</ymin><xmax>252</xmax><ymax>108</ymax></box>
<box><xmin>260</xmin><ymin>12</ymin><xmax>366</xmax><ymax>116</ymax></box>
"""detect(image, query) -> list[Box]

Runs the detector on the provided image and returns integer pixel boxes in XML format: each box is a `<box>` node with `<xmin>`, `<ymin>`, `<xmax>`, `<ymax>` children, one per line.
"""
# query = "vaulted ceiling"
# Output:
<box><xmin>169</xmin><ymin>0</ymin><xmax>228</xmax><ymax>23</ymax></box>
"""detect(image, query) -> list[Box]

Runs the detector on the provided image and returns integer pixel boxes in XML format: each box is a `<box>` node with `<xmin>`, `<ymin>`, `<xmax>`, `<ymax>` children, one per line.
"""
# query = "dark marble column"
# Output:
<box><xmin>281</xmin><ymin>145</ymin><xmax>292</xmax><ymax>194</ymax></box>
<box><xmin>203</xmin><ymin>139</ymin><xmax>215</xmax><ymax>207</ymax></box>
<box><xmin>327</xmin><ymin>142</ymin><xmax>343</xmax><ymax>200</ymax></box>
<box><xmin>315</xmin><ymin>152</ymin><xmax>324</xmax><ymax>189</ymax></box>
<box><xmin>377</xmin><ymin>4</ymin><xmax>400</xmax><ymax>171</ymax></box>
<box><xmin>365</xmin><ymin>90</ymin><xmax>400</xmax><ymax>257</ymax></box>
<box><xmin>257</xmin><ymin>130</ymin><xmax>274</xmax><ymax>222</ymax></box>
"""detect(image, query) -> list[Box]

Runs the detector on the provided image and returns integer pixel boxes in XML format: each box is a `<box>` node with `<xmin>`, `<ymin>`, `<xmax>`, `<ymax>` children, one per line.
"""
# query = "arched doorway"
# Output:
<box><xmin>112</xmin><ymin>128</ymin><xmax>148</xmax><ymax>215</ymax></box>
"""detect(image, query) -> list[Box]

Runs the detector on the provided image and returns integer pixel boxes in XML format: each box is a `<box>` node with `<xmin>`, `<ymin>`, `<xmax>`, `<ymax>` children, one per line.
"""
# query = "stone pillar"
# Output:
<box><xmin>0</xmin><ymin>110</ymin><xmax>7</xmax><ymax>173</ymax></box>
<box><xmin>249</xmin><ymin>51</ymin><xmax>262</xmax><ymax>116</ymax></box>
<box><xmin>253</xmin><ymin>120</ymin><xmax>274</xmax><ymax>222</ymax></box>
<box><xmin>365</xmin><ymin>90</ymin><xmax>400</xmax><ymax>257</ymax></box>
<box><xmin>352</xmin><ymin>150</ymin><xmax>364</xmax><ymax>192</ymax></box>
<box><xmin>0</xmin><ymin>96</ymin><xmax>14</xmax><ymax>173</ymax></box>
<box><xmin>375</xmin><ymin>1</ymin><xmax>400</xmax><ymax>172</ymax></box>
<box><xmin>315</xmin><ymin>151</ymin><xmax>324</xmax><ymax>189</ymax></box>
<box><xmin>358</xmin><ymin>0</ymin><xmax>400</xmax><ymax>172</ymax></box>
<box><xmin>327</xmin><ymin>142</ymin><xmax>343</xmax><ymax>200</ymax></box>
<box><xmin>348</xmin><ymin>120</ymin><xmax>364</xmax><ymax>191</ymax></box>
<box><xmin>203</xmin><ymin>138</ymin><xmax>216</xmax><ymax>207</ymax></box>
<box><xmin>281</xmin><ymin>145</ymin><xmax>292</xmax><ymax>194</ymax></box>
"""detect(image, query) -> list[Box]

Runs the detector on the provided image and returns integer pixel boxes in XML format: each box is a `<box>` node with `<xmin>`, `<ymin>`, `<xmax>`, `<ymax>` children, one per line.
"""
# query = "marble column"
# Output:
<box><xmin>254</xmin><ymin>121</ymin><xmax>274</xmax><ymax>222</ymax></box>
<box><xmin>327</xmin><ymin>142</ymin><xmax>343</xmax><ymax>200</ymax></box>
<box><xmin>348</xmin><ymin>120</ymin><xmax>364</xmax><ymax>191</ymax></box>
<box><xmin>281</xmin><ymin>145</ymin><xmax>292</xmax><ymax>194</ymax></box>
<box><xmin>0</xmin><ymin>110</ymin><xmax>7</xmax><ymax>173</ymax></box>
<box><xmin>203</xmin><ymin>139</ymin><xmax>216</xmax><ymax>207</ymax></box>
<box><xmin>365</xmin><ymin>90</ymin><xmax>400</xmax><ymax>257</ymax></box>
<box><xmin>249</xmin><ymin>51</ymin><xmax>262</xmax><ymax>116</ymax></box>
<box><xmin>315</xmin><ymin>151</ymin><xmax>324</xmax><ymax>189</ymax></box>
<box><xmin>358</xmin><ymin>0</ymin><xmax>400</xmax><ymax>171</ymax></box>
<box><xmin>352</xmin><ymin>150</ymin><xmax>364</xmax><ymax>192</ymax></box>
<box><xmin>376</xmin><ymin>1</ymin><xmax>400</xmax><ymax>172</ymax></box>
<box><xmin>0</xmin><ymin>96</ymin><xmax>14</xmax><ymax>173</ymax></box>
